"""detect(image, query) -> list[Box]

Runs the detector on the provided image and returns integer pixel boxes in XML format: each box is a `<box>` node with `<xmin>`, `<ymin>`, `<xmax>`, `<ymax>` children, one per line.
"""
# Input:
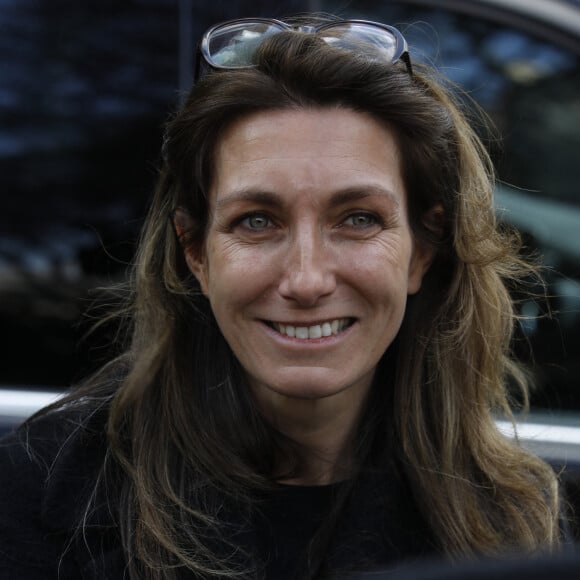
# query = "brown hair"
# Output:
<box><xmin>38</xmin><ymin>23</ymin><xmax>561</xmax><ymax>579</ymax></box>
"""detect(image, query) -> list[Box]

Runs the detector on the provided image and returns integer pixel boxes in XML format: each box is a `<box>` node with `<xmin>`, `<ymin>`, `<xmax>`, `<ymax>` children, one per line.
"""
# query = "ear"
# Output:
<box><xmin>407</xmin><ymin>204</ymin><xmax>444</xmax><ymax>295</ymax></box>
<box><xmin>172</xmin><ymin>207</ymin><xmax>209</xmax><ymax>295</ymax></box>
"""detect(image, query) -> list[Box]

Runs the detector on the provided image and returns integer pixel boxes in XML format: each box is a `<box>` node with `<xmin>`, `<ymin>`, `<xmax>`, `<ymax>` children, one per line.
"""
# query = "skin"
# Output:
<box><xmin>177</xmin><ymin>107</ymin><xmax>434</xmax><ymax>483</ymax></box>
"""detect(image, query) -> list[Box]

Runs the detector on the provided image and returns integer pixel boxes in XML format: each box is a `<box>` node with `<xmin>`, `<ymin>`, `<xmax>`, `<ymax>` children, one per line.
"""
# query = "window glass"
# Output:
<box><xmin>0</xmin><ymin>0</ymin><xmax>179</xmax><ymax>386</ymax></box>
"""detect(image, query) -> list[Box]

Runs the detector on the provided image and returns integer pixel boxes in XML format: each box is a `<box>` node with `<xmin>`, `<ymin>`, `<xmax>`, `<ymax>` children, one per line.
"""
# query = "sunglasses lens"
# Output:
<box><xmin>207</xmin><ymin>22</ymin><xmax>286</xmax><ymax>68</ymax></box>
<box><xmin>318</xmin><ymin>23</ymin><xmax>401</xmax><ymax>64</ymax></box>
<box><xmin>201</xmin><ymin>20</ymin><xmax>409</xmax><ymax>76</ymax></box>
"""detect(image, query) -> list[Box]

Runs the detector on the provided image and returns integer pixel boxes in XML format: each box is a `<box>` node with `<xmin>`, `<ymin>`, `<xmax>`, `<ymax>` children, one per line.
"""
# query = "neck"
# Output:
<box><xmin>252</xmin><ymin>382</ymin><xmax>372</xmax><ymax>485</ymax></box>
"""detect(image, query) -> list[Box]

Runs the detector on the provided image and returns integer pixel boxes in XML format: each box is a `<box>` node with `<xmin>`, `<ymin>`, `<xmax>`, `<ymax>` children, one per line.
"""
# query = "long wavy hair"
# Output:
<box><xmin>40</xmin><ymin>22</ymin><xmax>561</xmax><ymax>580</ymax></box>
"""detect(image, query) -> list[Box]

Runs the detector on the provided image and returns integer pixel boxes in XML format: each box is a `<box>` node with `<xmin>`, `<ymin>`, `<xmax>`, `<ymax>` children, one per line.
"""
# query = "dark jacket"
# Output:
<box><xmin>0</xmin><ymin>407</ymin><xmax>435</xmax><ymax>579</ymax></box>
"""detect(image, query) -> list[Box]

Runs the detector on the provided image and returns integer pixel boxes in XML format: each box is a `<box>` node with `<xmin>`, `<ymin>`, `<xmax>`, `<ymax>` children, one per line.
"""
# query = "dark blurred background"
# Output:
<box><xmin>1</xmin><ymin>0</ymin><xmax>579</xmax><ymax>414</ymax></box>
<box><xmin>0</xmin><ymin>0</ymin><xmax>308</xmax><ymax>388</ymax></box>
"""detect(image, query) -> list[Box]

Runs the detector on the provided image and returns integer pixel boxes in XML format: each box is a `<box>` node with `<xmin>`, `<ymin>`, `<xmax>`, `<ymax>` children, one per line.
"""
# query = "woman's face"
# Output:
<box><xmin>184</xmin><ymin>107</ymin><xmax>432</xmax><ymax>406</ymax></box>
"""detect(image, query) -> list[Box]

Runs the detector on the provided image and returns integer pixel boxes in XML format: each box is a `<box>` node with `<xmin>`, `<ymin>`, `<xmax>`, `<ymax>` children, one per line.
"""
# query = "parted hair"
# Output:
<box><xmin>41</xmin><ymin>20</ymin><xmax>561</xmax><ymax>580</ymax></box>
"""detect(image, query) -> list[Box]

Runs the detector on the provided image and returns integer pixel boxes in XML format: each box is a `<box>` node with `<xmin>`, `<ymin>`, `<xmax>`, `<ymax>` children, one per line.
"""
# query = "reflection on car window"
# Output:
<box><xmin>374</xmin><ymin>6</ymin><xmax>580</xmax><ymax>204</ymax></box>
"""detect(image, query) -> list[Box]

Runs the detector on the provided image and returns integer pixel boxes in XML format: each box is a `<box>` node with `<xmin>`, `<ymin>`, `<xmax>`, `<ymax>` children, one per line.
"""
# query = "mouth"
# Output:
<box><xmin>266</xmin><ymin>318</ymin><xmax>354</xmax><ymax>340</ymax></box>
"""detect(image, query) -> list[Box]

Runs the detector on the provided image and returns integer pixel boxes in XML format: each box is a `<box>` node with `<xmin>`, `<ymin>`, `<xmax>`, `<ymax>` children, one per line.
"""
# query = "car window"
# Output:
<box><xmin>320</xmin><ymin>0</ymin><xmax>580</xmax><ymax>411</ymax></box>
<box><xmin>0</xmin><ymin>1</ymin><xmax>179</xmax><ymax>387</ymax></box>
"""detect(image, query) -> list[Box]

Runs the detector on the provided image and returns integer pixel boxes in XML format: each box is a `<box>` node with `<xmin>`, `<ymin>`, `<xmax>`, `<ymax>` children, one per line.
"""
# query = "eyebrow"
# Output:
<box><xmin>331</xmin><ymin>186</ymin><xmax>401</xmax><ymax>208</ymax></box>
<box><xmin>214</xmin><ymin>185</ymin><xmax>402</xmax><ymax>210</ymax></box>
<box><xmin>215</xmin><ymin>190</ymin><xmax>283</xmax><ymax>210</ymax></box>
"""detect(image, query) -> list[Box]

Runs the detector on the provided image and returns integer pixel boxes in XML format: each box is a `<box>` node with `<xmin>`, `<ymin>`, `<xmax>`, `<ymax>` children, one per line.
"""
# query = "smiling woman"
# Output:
<box><xmin>183</xmin><ymin>109</ymin><xmax>430</xmax><ymax>405</ymax></box>
<box><xmin>0</xmin><ymin>15</ymin><xmax>568</xmax><ymax>580</ymax></box>
<box><xmin>175</xmin><ymin>107</ymin><xmax>433</xmax><ymax>482</ymax></box>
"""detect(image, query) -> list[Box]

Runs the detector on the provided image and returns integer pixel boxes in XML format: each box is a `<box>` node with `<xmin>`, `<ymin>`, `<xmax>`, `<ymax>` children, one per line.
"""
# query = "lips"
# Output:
<box><xmin>268</xmin><ymin>318</ymin><xmax>353</xmax><ymax>339</ymax></box>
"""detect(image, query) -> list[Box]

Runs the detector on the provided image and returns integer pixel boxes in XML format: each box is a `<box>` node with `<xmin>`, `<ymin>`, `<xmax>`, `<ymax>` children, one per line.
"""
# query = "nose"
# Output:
<box><xmin>278</xmin><ymin>228</ymin><xmax>336</xmax><ymax>307</ymax></box>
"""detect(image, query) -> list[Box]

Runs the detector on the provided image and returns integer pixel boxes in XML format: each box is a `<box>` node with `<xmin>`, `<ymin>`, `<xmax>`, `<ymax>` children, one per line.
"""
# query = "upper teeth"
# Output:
<box><xmin>272</xmin><ymin>319</ymin><xmax>350</xmax><ymax>339</ymax></box>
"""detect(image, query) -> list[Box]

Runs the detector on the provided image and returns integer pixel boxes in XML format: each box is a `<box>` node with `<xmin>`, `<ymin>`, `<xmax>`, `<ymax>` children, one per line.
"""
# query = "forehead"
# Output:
<box><xmin>210</xmin><ymin>107</ymin><xmax>406</xmax><ymax>207</ymax></box>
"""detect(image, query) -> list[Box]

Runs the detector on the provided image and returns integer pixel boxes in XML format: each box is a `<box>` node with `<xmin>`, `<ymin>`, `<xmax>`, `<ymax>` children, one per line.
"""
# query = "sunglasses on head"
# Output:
<box><xmin>194</xmin><ymin>17</ymin><xmax>413</xmax><ymax>81</ymax></box>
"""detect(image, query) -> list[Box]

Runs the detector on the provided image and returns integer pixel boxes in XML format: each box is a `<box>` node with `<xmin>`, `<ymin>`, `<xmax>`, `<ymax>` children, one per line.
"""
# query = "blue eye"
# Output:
<box><xmin>241</xmin><ymin>213</ymin><xmax>271</xmax><ymax>229</ymax></box>
<box><xmin>345</xmin><ymin>212</ymin><xmax>377</xmax><ymax>227</ymax></box>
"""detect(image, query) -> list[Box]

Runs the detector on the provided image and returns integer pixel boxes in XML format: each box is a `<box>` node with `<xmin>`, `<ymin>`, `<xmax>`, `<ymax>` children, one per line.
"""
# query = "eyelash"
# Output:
<box><xmin>237</xmin><ymin>212</ymin><xmax>274</xmax><ymax>230</ymax></box>
<box><xmin>233</xmin><ymin>210</ymin><xmax>382</xmax><ymax>232</ymax></box>
<box><xmin>342</xmin><ymin>211</ymin><xmax>381</xmax><ymax>228</ymax></box>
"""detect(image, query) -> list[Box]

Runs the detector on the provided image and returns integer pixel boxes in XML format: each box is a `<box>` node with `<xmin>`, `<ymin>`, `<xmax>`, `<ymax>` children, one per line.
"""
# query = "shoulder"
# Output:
<box><xmin>0</xmin><ymin>402</ymin><xmax>109</xmax><ymax>490</ymax></box>
<box><xmin>0</xmin><ymin>403</ymin><xmax>109</xmax><ymax>576</ymax></box>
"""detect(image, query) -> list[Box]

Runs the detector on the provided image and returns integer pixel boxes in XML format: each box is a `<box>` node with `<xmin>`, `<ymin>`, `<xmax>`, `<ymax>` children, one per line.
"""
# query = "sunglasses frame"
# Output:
<box><xmin>194</xmin><ymin>17</ymin><xmax>413</xmax><ymax>81</ymax></box>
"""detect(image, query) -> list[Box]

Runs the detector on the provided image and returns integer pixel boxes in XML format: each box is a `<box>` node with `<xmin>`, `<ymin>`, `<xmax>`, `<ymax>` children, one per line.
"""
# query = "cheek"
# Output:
<box><xmin>204</xmin><ymin>245</ymin><xmax>275</xmax><ymax>308</ymax></box>
<box><xmin>344</xmin><ymin>238</ymin><xmax>413</xmax><ymax>290</ymax></box>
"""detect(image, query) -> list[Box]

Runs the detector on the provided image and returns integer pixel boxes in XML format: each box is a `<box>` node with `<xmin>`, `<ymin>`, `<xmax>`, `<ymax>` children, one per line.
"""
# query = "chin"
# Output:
<box><xmin>274</xmin><ymin>383</ymin><xmax>344</xmax><ymax>400</ymax></box>
<box><xmin>249</xmin><ymin>368</ymin><xmax>373</xmax><ymax>402</ymax></box>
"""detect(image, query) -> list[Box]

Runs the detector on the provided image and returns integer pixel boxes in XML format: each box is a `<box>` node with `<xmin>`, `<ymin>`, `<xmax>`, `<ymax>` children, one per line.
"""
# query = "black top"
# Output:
<box><xmin>0</xmin><ymin>407</ymin><xmax>436</xmax><ymax>579</ymax></box>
